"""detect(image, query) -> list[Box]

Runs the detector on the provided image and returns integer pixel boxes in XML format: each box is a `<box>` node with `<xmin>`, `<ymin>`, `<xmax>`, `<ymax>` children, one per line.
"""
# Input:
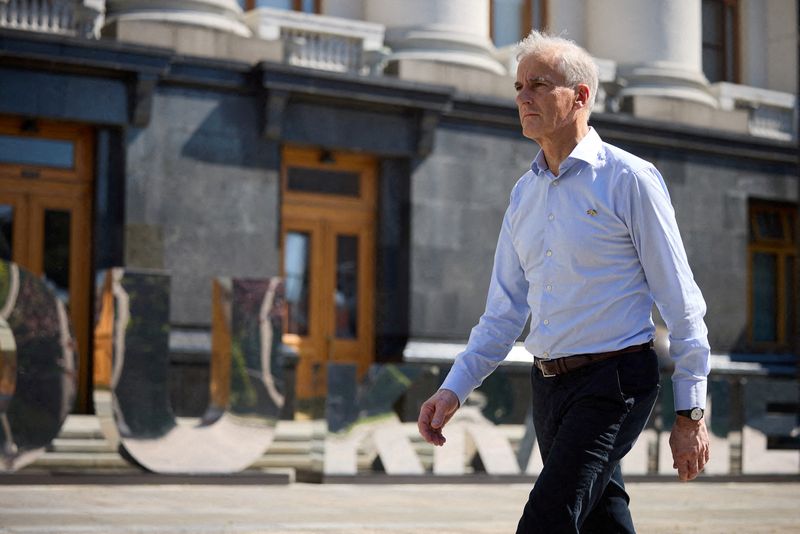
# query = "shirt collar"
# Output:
<box><xmin>530</xmin><ymin>127</ymin><xmax>603</xmax><ymax>177</ymax></box>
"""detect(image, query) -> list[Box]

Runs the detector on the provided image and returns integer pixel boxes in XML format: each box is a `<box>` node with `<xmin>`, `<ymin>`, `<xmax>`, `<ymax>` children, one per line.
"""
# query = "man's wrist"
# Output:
<box><xmin>676</xmin><ymin>407</ymin><xmax>704</xmax><ymax>421</ymax></box>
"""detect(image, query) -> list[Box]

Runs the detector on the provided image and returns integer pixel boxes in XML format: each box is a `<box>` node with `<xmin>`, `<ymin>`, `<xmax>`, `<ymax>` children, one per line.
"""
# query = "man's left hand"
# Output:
<box><xmin>669</xmin><ymin>416</ymin><xmax>710</xmax><ymax>481</ymax></box>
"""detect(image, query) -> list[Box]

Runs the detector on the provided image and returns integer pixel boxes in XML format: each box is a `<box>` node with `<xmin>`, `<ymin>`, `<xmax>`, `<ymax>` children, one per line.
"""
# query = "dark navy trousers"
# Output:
<box><xmin>516</xmin><ymin>347</ymin><xmax>660</xmax><ymax>534</ymax></box>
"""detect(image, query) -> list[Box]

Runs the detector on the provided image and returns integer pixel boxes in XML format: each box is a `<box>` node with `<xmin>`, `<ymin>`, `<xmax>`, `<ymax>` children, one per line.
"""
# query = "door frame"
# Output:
<box><xmin>0</xmin><ymin>116</ymin><xmax>94</xmax><ymax>412</ymax></box>
<box><xmin>280</xmin><ymin>146</ymin><xmax>377</xmax><ymax>403</ymax></box>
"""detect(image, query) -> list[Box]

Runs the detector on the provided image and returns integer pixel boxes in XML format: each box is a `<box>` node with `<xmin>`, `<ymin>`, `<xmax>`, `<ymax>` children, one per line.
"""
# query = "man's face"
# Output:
<box><xmin>514</xmin><ymin>53</ymin><xmax>581</xmax><ymax>143</ymax></box>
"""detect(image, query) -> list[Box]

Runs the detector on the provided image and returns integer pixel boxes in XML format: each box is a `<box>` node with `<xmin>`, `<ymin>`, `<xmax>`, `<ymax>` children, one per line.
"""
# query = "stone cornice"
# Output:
<box><xmin>257</xmin><ymin>61</ymin><xmax>453</xmax><ymax>112</ymax></box>
<box><xmin>0</xmin><ymin>28</ymin><xmax>172</xmax><ymax>77</ymax></box>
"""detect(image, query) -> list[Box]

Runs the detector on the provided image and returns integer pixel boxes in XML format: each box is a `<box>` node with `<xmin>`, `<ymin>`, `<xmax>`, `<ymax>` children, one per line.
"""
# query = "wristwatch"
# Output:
<box><xmin>676</xmin><ymin>407</ymin><xmax>704</xmax><ymax>421</ymax></box>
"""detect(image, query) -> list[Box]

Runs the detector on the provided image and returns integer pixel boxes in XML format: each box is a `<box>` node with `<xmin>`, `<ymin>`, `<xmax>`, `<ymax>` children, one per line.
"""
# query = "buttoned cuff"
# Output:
<box><xmin>673</xmin><ymin>378</ymin><xmax>707</xmax><ymax>411</ymax></box>
<box><xmin>439</xmin><ymin>372</ymin><xmax>475</xmax><ymax>407</ymax></box>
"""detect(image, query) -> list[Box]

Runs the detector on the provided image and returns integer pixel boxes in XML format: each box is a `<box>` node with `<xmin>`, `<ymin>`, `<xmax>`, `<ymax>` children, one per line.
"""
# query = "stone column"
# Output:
<box><xmin>364</xmin><ymin>0</ymin><xmax>505</xmax><ymax>75</ymax></box>
<box><xmin>104</xmin><ymin>0</ymin><xmax>250</xmax><ymax>36</ymax></box>
<box><xmin>586</xmin><ymin>0</ymin><xmax>715</xmax><ymax>107</ymax></box>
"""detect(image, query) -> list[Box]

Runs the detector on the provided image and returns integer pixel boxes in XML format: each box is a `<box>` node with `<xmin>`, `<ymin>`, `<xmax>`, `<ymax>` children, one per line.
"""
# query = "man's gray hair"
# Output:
<box><xmin>516</xmin><ymin>30</ymin><xmax>600</xmax><ymax>114</ymax></box>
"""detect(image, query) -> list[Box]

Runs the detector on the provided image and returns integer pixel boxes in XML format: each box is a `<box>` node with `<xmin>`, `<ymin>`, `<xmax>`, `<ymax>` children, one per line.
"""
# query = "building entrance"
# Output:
<box><xmin>280</xmin><ymin>146</ymin><xmax>377</xmax><ymax>409</ymax></box>
<box><xmin>0</xmin><ymin>117</ymin><xmax>94</xmax><ymax>412</ymax></box>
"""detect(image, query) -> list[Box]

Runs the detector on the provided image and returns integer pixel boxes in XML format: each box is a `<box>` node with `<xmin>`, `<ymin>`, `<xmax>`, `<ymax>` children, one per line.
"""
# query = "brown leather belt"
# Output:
<box><xmin>534</xmin><ymin>341</ymin><xmax>654</xmax><ymax>378</ymax></box>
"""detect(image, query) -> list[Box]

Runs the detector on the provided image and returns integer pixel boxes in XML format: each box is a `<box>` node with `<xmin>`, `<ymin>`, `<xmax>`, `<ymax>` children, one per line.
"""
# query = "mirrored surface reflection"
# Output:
<box><xmin>93</xmin><ymin>269</ymin><xmax>284</xmax><ymax>474</ymax></box>
<box><xmin>0</xmin><ymin>260</ymin><xmax>76</xmax><ymax>471</ymax></box>
<box><xmin>321</xmin><ymin>363</ymin><xmax>432</xmax><ymax>475</ymax></box>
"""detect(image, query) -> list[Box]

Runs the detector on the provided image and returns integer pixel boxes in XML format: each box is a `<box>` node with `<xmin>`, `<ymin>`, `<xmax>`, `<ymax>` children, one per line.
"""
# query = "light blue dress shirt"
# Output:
<box><xmin>440</xmin><ymin>128</ymin><xmax>710</xmax><ymax>411</ymax></box>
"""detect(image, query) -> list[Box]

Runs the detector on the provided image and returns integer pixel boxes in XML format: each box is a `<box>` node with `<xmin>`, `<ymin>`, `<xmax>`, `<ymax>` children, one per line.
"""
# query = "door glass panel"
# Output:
<box><xmin>0</xmin><ymin>204</ymin><xmax>12</xmax><ymax>260</ymax></box>
<box><xmin>0</xmin><ymin>135</ymin><xmax>74</xmax><ymax>169</ymax></box>
<box><xmin>335</xmin><ymin>235</ymin><xmax>358</xmax><ymax>339</ymax></box>
<box><xmin>287</xmin><ymin>168</ymin><xmax>360</xmax><ymax>197</ymax></box>
<box><xmin>284</xmin><ymin>231</ymin><xmax>311</xmax><ymax>336</ymax></box>
<box><xmin>43</xmin><ymin>210</ymin><xmax>71</xmax><ymax>304</ymax></box>
<box><xmin>752</xmin><ymin>252</ymin><xmax>777</xmax><ymax>343</ymax></box>
<box><xmin>755</xmin><ymin>211</ymin><xmax>785</xmax><ymax>240</ymax></box>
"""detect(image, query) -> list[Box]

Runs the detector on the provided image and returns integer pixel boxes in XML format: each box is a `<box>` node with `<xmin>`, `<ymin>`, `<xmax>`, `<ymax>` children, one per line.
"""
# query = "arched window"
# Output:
<box><xmin>490</xmin><ymin>0</ymin><xmax>547</xmax><ymax>48</ymax></box>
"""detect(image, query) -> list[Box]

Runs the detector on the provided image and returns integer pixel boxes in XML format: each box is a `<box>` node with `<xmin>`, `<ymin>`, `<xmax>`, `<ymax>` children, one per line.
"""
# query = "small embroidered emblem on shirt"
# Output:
<box><xmin>586</xmin><ymin>209</ymin><xmax>598</xmax><ymax>216</ymax></box>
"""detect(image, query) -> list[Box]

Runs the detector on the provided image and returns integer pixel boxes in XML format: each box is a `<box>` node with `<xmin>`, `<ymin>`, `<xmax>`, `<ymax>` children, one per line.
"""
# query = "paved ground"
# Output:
<box><xmin>0</xmin><ymin>482</ymin><xmax>798</xmax><ymax>533</ymax></box>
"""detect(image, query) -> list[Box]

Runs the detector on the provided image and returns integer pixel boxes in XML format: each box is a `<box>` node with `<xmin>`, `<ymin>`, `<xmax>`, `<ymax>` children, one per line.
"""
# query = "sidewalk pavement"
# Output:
<box><xmin>1</xmin><ymin>481</ymin><xmax>798</xmax><ymax>533</ymax></box>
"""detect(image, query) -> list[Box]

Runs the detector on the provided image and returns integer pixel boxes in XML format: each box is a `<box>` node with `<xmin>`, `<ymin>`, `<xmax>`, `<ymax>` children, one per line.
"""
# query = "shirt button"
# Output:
<box><xmin>552</xmin><ymin>180</ymin><xmax>560</xmax><ymax>186</ymax></box>
<box><xmin>548</xmin><ymin>214</ymin><xmax>554</xmax><ymax>221</ymax></box>
<box><xmin>543</xmin><ymin>319</ymin><xmax>550</xmax><ymax>326</ymax></box>
<box><xmin>546</xmin><ymin>249</ymin><xmax>553</xmax><ymax>257</ymax></box>
<box><xmin>546</xmin><ymin>284</ymin><xmax>552</xmax><ymax>291</ymax></box>
<box><xmin>542</xmin><ymin>351</ymin><xmax>550</xmax><ymax>359</ymax></box>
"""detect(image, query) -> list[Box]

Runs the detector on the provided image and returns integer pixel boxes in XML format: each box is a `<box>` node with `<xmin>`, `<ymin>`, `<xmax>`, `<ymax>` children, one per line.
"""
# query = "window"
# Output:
<box><xmin>702</xmin><ymin>0</ymin><xmax>739</xmax><ymax>83</ymax></box>
<box><xmin>748</xmin><ymin>200</ymin><xmax>796</xmax><ymax>348</ymax></box>
<box><xmin>491</xmin><ymin>0</ymin><xmax>547</xmax><ymax>48</ymax></box>
<box><xmin>241</xmin><ymin>0</ymin><xmax>321</xmax><ymax>12</ymax></box>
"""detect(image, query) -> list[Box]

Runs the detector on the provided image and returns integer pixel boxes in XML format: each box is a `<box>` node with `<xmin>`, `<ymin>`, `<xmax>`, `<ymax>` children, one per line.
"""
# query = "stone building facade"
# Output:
<box><xmin>0</xmin><ymin>0</ymin><xmax>797</xmax><ymax>416</ymax></box>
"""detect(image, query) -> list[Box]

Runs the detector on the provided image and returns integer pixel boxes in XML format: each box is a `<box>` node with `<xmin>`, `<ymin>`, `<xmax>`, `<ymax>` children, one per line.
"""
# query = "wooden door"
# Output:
<box><xmin>0</xmin><ymin>117</ymin><xmax>93</xmax><ymax>412</ymax></box>
<box><xmin>281</xmin><ymin>147</ymin><xmax>376</xmax><ymax>406</ymax></box>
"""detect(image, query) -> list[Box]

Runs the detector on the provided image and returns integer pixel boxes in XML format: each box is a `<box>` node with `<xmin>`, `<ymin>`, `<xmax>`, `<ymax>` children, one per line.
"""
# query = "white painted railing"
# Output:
<box><xmin>0</xmin><ymin>0</ymin><xmax>104</xmax><ymax>38</ymax></box>
<box><xmin>245</xmin><ymin>7</ymin><xmax>387</xmax><ymax>76</ymax></box>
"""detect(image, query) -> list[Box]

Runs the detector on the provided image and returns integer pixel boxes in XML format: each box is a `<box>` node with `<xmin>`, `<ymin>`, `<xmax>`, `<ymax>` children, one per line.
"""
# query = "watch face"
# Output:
<box><xmin>690</xmin><ymin>407</ymin><xmax>703</xmax><ymax>421</ymax></box>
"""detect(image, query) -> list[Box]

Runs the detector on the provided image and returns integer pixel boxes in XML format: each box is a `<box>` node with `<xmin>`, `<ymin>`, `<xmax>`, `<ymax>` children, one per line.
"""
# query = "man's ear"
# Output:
<box><xmin>574</xmin><ymin>84</ymin><xmax>590</xmax><ymax>110</ymax></box>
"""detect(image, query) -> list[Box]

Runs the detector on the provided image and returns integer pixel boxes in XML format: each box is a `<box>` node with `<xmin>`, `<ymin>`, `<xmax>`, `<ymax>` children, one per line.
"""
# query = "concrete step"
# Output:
<box><xmin>24</xmin><ymin>416</ymin><xmax>526</xmax><ymax>474</ymax></box>
<box><xmin>49</xmin><ymin>438</ymin><xmax>116</xmax><ymax>454</ymax></box>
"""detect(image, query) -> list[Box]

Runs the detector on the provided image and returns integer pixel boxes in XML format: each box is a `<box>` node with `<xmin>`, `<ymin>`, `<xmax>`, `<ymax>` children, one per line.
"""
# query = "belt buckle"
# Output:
<box><xmin>538</xmin><ymin>359</ymin><xmax>556</xmax><ymax>378</ymax></box>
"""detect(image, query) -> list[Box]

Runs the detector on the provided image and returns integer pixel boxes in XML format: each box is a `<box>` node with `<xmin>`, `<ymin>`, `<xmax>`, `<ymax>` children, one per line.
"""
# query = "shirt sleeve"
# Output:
<box><xmin>439</xmin><ymin>187</ymin><xmax>531</xmax><ymax>406</ymax></box>
<box><xmin>624</xmin><ymin>166</ymin><xmax>711</xmax><ymax>411</ymax></box>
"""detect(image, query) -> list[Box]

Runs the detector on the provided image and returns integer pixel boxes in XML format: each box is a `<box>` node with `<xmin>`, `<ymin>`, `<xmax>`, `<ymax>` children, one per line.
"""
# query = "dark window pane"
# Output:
<box><xmin>702</xmin><ymin>47</ymin><xmax>723</xmax><ymax>83</ymax></box>
<box><xmin>785</xmin><ymin>256</ymin><xmax>795</xmax><ymax>344</ymax></box>
<box><xmin>702</xmin><ymin>0</ymin><xmax>723</xmax><ymax>45</ymax></box>
<box><xmin>724</xmin><ymin>6</ymin><xmax>735</xmax><ymax>81</ymax></box>
<box><xmin>0</xmin><ymin>205</ymin><xmax>12</xmax><ymax>261</ymax></box>
<box><xmin>287</xmin><ymin>168</ymin><xmax>360</xmax><ymax>197</ymax></box>
<box><xmin>756</xmin><ymin>211</ymin><xmax>785</xmax><ymax>240</ymax></box>
<box><xmin>493</xmin><ymin>0</ymin><xmax>524</xmax><ymax>47</ymax></box>
<box><xmin>531</xmin><ymin>0</ymin><xmax>545</xmax><ymax>31</ymax></box>
<box><xmin>702</xmin><ymin>0</ymin><xmax>728</xmax><ymax>82</ymax></box>
<box><xmin>752</xmin><ymin>252</ymin><xmax>777</xmax><ymax>343</ymax></box>
<box><xmin>335</xmin><ymin>235</ymin><xmax>358</xmax><ymax>339</ymax></box>
<box><xmin>255</xmin><ymin>0</ymin><xmax>292</xmax><ymax>9</ymax></box>
<box><xmin>0</xmin><ymin>135</ymin><xmax>74</xmax><ymax>169</ymax></box>
<box><xmin>43</xmin><ymin>210</ymin><xmax>71</xmax><ymax>305</ymax></box>
<box><xmin>284</xmin><ymin>232</ymin><xmax>311</xmax><ymax>336</ymax></box>
<box><xmin>300</xmin><ymin>0</ymin><xmax>315</xmax><ymax>12</ymax></box>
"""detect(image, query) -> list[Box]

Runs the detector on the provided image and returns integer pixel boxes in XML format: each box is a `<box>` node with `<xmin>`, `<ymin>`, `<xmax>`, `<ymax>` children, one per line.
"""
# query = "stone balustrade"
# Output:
<box><xmin>0</xmin><ymin>0</ymin><xmax>104</xmax><ymax>37</ymax></box>
<box><xmin>245</xmin><ymin>7</ymin><xmax>386</xmax><ymax>75</ymax></box>
<box><xmin>711</xmin><ymin>82</ymin><xmax>797</xmax><ymax>141</ymax></box>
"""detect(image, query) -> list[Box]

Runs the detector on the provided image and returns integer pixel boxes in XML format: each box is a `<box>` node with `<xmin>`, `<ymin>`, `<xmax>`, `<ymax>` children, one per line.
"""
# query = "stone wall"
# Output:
<box><xmin>124</xmin><ymin>86</ymin><xmax>281</xmax><ymax>326</ymax></box>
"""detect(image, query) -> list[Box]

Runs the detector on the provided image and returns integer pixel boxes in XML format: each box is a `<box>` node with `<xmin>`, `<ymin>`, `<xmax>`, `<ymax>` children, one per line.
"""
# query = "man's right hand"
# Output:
<box><xmin>417</xmin><ymin>389</ymin><xmax>460</xmax><ymax>446</ymax></box>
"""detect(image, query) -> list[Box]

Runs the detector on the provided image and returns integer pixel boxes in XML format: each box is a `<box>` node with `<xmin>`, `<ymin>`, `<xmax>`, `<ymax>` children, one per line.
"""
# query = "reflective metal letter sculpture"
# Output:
<box><xmin>0</xmin><ymin>260</ymin><xmax>76</xmax><ymax>471</ymax></box>
<box><xmin>94</xmin><ymin>269</ymin><xmax>284</xmax><ymax>473</ymax></box>
<box><xmin>321</xmin><ymin>363</ymin><xmax>430</xmax><ymax>475</ymax></box>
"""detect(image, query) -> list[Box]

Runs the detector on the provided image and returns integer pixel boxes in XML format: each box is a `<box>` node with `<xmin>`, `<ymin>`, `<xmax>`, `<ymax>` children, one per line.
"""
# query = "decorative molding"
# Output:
<box><xmin>128</xmin><ymin>71</ymin><xmax>157</xmax><ymax>127</ymax></box>
<box><xmin>262</xmin><ymin>87</ymin><xmax>289</xmax><ymax>141</ymax></box>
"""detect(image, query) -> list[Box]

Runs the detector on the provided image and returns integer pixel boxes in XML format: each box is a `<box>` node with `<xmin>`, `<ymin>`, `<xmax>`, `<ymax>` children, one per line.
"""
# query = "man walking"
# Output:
<box><xmin>417</xmin><ymin>31</ymin><xmax>710</xmax><ymax>533</ymax></box>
